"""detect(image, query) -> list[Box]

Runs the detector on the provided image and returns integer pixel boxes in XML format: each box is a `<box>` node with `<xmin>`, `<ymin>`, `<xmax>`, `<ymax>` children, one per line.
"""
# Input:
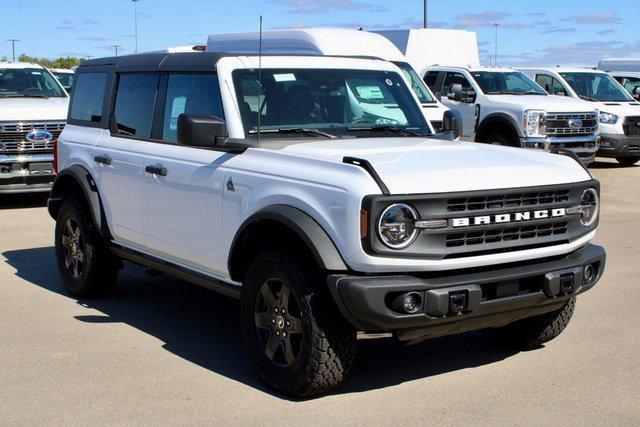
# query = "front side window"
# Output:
<box><xmin>560</xmin><ymin>72</ymin><xmax>633</xmax><ymax>102</ymax></box>
<box><xmin>69</xmin><ymin>72</ymin><xmax>107</xmax><ymax>122</ymax></box>
<box><xmin>113</xmin><ymin>74</ymin><xmax>159</xmax><ymax>139</ymax></box>
<box><xmin>536</xmin><ymin>74</ymin><xmax>567</xmax><ymax>96</ymax></box>
<box><xmin>0</xmin><ymin>67</ymin><xmax>66</xmax><ymax>98</ymax></box>
<box><xmin>53</xmin><ymin>72</ymin><xmax>74</xmax><ymax>92</ymax></box>
<box><xmin>233</xmin><ymin>69</ymin><xmax>430</xmax><ymax>138</ymax></box>
<box><xmin>161</xmin><ymin>73</ymin><xmax>224</xmax><ymax>142</ymax></box>
<box><xmin>442</xmin><ymin>72</ymin><xmax>473</xmax><ymax>93</ymax></box>
<box><xmin>618</xmin><ymin>77</ymin><xmax>640</xmax><ymax>96</ymax></box>
<box><xmin>393</xmin><ymin>62</ymin><xmax>435</xmax><ymax>104</ymax></box>
<box><xmin>471</xmin><ymin>71</ymin><xmax>547</xmax><ymax>95</ymax></box>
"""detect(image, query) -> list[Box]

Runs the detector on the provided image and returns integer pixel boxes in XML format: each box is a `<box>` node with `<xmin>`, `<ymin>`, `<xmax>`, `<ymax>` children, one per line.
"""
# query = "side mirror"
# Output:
<box><xmin>633</xmin><ymin>87</ymin><xmax>640</xmax><ymax>99</ymax></box>
<box><xmin>448</xmin><ymin>83</ymin><xmax>464</xmax><ymax>101</ymax></box>
<box><xmin>177</xmin><ymin>114</ymin><xmax>227</xmax><ymax>147</ymax></box>
<box><xmin>441</xmin><ymin>109</ymin><xmax>463</xmax><ymax>139</ymax></box>
<box><xmin>555</xmin><ymin>88</ymin><xmax>567</xmax><ymax>96</ymax></box>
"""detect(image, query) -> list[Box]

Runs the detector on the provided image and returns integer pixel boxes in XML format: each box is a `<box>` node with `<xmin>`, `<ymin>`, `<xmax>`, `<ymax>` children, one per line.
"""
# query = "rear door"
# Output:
<box><xmin>94</xmin><ymin>73</ymin><xmax>159</xmax><ymax>248</ymax></box>
<box><xmin>142</xmin><ymin>72</ymin><xmax>229</xmax><ymax>275</ymax></box>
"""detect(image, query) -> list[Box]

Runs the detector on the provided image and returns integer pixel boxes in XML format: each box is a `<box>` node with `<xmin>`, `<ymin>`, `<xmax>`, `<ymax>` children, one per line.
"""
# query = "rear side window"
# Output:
<box><xmin>70</xmin><ymin>73</ymin><xmax>107</xmax><ymax>123</ymax></box>
<box><xmin>423</xmin><ymin>72</ymin><xmax>439</xmax><ymax>90</ymax></box>
<box><xmin>161</xmin><ymin>73</ymin><xmax>224</xmax><ymax>142</ymax></box>
<box><xmin>113</xmin><ymin>73</ymin><xmax>159</xmax><ymax>139</ymax></box>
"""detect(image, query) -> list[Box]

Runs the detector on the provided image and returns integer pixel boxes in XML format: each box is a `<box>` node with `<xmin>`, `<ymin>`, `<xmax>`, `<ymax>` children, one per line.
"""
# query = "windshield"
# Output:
<box><xmin>0</xmin><ymin>67</ymin><xmax>66</xmax><ymax>98</ymax></box>
<box><xmin>233</xmin><ymin>68</ymin><xmax>431</xmax><ymax>138</ymax></box>
<box><xmin>53</xmin><ymin>71</ymin><xmax>74</xmax><ymax>92</ymax></box>
<box><xmin>393</xmin><ymin>62</ymin><xmax>436</xmax><ymax>104</ymax></box>
<box><xmin>471</xmin><ymin>71</ymin><xmax>547</xmax><ymax>95</ymax></box>
<box><xmin>560</xmin><ymin>72</ymin><xmax>633</xmax><ymax>102</ymax></box>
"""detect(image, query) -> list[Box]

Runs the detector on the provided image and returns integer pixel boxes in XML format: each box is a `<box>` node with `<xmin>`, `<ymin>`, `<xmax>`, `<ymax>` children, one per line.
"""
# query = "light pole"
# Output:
<box><xmin>7</xmin><ymin>39</ymin><xmax>19</xmax><ymax>62</ymax></box>
<box><xmin>493</xmin><ymin>22</ymin><xmax>499</xmax><ymax>67</ymax></box>
<box><xmin>111</xmin><ymin>44</ymin><xmax>123</xmax><ymax>57</ymax></box>
<box><xmin>423</xmin><ymin>0</ymin><xmax>427</xmax><ymax>28</ymax></box>
<box><xmin>132</xmin><ymin>0</ymin><xmax>140</xmax><ymax>53</ymax></box>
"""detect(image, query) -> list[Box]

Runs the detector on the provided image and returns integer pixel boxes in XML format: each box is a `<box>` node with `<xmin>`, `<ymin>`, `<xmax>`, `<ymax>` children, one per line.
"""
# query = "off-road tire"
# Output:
<box><xmin>486</xmin><ymin>134</ymin><xmax>515</xmax><ymax>147</ymax></box>
<box><xmin>54</xmin><ymin>197</ymin><xmax>119</xmax><ymax>298</ymax></box>
<box><xmin>501</xmin><ymin>298</ymin><xmax>576</xmax><ymax>349</ymax></box>
<box><xmin>616</xmin><ymin>156</ymin><xmax>640</xmax><ymax>166</ymax></box>
<box><xmin>240</xmin><ymin>249</ymin><xmax>356</xmax><ymax>398</ymax></box>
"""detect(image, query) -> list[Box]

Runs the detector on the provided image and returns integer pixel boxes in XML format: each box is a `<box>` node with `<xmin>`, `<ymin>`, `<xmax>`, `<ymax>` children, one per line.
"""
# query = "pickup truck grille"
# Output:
<box><xmin>545</xmin><ymin>113</ymin><xmax>598</xmax><ymax>137</ymax></box>
<box><xmin>0</xmin><ymin>121</ymin><xmax>64</xmax><ymax>152</ymax></box>
<box><xmin>364</xmin><ymin>182</ymin><xmax>597</xmax><ymax>259</ymax></box>
<box><xmin>623</xmin><ymin>116</ymin><xmax>640</xmax><ymax>136</ymax></box>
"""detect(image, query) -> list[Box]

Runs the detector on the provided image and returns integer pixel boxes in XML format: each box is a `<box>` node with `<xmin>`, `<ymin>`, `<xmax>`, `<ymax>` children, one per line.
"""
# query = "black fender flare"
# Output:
<box><xmin>47</xmin><ymin>165</ymin><xmax>109</xmax><ymax>237</ymax></box>
<box><xmin>228</xmin><ymin>205</ymin><xmax>348</xmax><ymax>281</ymax></box>
<box><xmin>476</xmin><ymin>112</ymin><xmax>523</xmax><ymax>141</ymax></box>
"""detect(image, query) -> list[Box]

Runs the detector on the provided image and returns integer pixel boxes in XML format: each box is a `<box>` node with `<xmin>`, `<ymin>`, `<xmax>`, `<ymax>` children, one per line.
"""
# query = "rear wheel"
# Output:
<box><xmin>240</xmin><ymin>249</ymin><xmax>356</xmax><ymax>398</ymax></box>
<box><xmin>616</xmin><ymin>156</ymin><xmax>640</xmax><ymax>166</ymax></box>
<box><xmin>54</xmin><ymin>197</ymin><xmax>119</xmax><ymax>297</ymax></box>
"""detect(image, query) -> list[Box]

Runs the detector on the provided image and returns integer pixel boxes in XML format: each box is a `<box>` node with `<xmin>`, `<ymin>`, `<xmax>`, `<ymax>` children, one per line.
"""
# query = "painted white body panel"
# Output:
<box><xmin>57</xmin><ymin>55</ymin><xmax>596</xmax><ymax>284</ymax></box>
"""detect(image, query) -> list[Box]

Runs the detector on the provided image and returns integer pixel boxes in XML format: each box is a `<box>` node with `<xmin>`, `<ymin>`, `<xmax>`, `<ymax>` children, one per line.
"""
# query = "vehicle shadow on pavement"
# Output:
<box><xmin>0</xmin><ymin>193</ymin><xmax>48</xmax><ymax>210</ymax></box>
<box><xmin>4</xmin><ymin>246</ymin><xmax>520</xmax><ymax>399</ymax></box>
<box><xmin>590</xmin><ymin>160</ymin><xmax>636</xmax><ymax>169</ymax></box>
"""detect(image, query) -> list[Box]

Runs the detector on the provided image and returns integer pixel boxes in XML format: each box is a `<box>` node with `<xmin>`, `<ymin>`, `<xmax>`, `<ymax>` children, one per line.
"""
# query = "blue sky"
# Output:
<box><xmin>1</xmin><ymin>0</ymin><xmax>637</xmax><ymax>66</ymax></box>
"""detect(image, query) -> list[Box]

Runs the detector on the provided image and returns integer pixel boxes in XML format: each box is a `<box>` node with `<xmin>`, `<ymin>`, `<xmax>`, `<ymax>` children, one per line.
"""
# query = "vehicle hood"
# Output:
<box><xmin>276</xmin><ymin>138</ymin><xmax>591</xmax><ymax>194</ymax></box>
<box><xmin>0</xmin><ymin>97</ymin><xmax>69</xmax><ymax>122</ymax></box>
<box><xmin>487</xmin><ymin>94</ymin><xmax>595</xmax><ymax>113</ymax></box>
<box><xmin>590</xmin><ymin>101</ymin><xmax>640</xmax><ymax>117</ymax></box>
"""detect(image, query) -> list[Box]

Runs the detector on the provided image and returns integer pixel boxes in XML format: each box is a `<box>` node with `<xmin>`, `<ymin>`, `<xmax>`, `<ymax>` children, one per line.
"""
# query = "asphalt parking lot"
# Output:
<box><xmin>1</xmin><ymin>158</ymin><xmax>639</xmax><ymax>425</ymax></box>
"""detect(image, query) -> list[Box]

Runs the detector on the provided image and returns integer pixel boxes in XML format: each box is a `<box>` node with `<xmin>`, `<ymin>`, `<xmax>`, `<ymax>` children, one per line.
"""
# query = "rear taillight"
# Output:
<box><xmin>53</xmin><ymin>139</ymin><xmax>58</xmax><ymax>174</ymax></box>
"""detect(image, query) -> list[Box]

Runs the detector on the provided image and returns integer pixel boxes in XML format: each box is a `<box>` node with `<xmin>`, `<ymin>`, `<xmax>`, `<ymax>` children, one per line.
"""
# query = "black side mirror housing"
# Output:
<box><xmin>441</xmin><ymin>109</ymin><xmax>463</xmax><ymax>139</ymax></box>
<box><xmin>177</xmin><ymin>114</ymin><xmax>227</xmax><ymax>148</ymax></box>
<box><xmin>633</xmin><ymin>87</ymin><xmax>640</xmax><ymax>99</ymax></box>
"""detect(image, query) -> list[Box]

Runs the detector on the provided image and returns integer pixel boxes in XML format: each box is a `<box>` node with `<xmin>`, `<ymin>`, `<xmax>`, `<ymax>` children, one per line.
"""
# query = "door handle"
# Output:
<box><xmin>145</xmin><ymin>165</ymin><xmax>167</xmax><ymax>176</ymax></box>
<box><xmin>94</xmin><ymin>155</ymin><xmax>112</xmax><ymax>165</ymax></box>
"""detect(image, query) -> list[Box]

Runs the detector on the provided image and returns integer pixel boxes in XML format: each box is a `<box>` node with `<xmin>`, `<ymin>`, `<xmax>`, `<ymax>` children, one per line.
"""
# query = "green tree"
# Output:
<box><xmin>17</xmin><ymin>54</ymin><xmax>86</xmax><ymax>69</ymax></box>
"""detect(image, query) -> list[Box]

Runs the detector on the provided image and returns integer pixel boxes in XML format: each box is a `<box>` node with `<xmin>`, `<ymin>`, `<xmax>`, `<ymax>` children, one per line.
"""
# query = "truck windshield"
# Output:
<box><xmin>560</xmin><ymin>72</ymin><xmax>633</xmax><ymax>102</ymax></box>
<box><xmin>472</xmin><ymin>71</ymin><xmax>547</xmax><ymax>95</ymax></box>
<box><xmin>393</xmin><ymin>62</ymin><xmax>436</xmax><ymax>104</ymax></box>
<box><xmin>233</xmin><ymin>69</ymin><xmax>431</xmax><ymax>138</ymax></box>
<box><xmin>0</xmin><ymin>67</ymin><xmax>66</xmax><ymax>98</ymax></box>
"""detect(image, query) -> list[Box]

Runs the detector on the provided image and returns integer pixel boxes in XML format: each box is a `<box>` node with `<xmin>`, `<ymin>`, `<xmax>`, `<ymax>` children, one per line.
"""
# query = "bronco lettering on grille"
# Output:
<box><xmin>451</xmin><ymin>208</ymin><xmax>567</xmax><ymax>228</ymax></box>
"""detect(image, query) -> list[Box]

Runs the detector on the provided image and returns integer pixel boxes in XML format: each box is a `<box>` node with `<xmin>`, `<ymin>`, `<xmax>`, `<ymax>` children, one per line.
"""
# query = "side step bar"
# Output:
<box><xmin>110</xmin><ymin>245</ymin><xmax>241</xmax><ymax>300</ymax></box>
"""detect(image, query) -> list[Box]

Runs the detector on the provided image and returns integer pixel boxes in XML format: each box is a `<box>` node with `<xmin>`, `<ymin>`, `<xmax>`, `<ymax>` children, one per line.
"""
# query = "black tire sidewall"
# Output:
<box><xmin>616</xmin><ymin>156</ymin><xmax>640</xmax><ymax>166</ymax></box>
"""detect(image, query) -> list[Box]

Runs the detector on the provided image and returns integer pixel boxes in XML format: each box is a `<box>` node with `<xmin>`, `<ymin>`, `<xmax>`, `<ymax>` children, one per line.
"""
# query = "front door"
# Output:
<box><xmin>438</xmin><ymin>72</ymin><xmax>477</xmax><ymax>140</ymax></box>
<box><xmin>142</xmin><ymin>72</ymin><xmax>229</xmax><ymax>275</ymax></box>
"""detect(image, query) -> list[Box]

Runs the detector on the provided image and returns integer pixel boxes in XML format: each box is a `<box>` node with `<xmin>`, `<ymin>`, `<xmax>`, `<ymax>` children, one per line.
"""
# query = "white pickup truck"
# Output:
<box><xmin>520</xmin><ymin>67</ymin><xmax>640</xmax><ymax>166</ymax></box>
<box><xmin>0</xmin><ymin>62</ymin><xmax>68</xmax><ymax>194</ymax></box>
<box><xmin>422</xmin><ymin>66</ymin><xmax>600</xmax><ymax>165</ymax></box>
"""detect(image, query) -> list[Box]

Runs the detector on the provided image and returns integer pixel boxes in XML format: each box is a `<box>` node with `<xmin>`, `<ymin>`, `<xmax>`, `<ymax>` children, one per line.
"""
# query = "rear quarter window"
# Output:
<box><xmin>69</xmin><ymin>73</ymin><xmax>108</xmax><ymax>123</ymax></box>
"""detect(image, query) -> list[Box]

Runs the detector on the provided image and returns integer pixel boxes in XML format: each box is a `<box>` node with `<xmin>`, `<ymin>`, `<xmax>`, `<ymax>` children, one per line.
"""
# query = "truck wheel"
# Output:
<box><xmin>54</xmin><ymin>197</ymin><xmax>119</xmax><ymax>298</ymax></box>
<box><xmin>240</xmin><ymin>249</ymin><xmax>356</xmax><ymax>398</ymax></box>
<box><xmin>486</xmin><ymin>134</ymin><xmax>513</xmax><ymax>146</ymax></box>
<box><xmin>499</xmin><ymin>298</ymin><xmax>576</xmax><ymax>349</ymax></box>
<box><xmin>616</xmin><ymin>156</ymin><xmax>640</xmax><ymax>166</ymax></box>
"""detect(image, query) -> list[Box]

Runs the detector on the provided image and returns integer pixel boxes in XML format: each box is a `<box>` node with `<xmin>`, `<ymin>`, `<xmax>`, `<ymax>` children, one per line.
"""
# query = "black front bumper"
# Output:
<box><xmin>328</xmin><ymin>244</ymin><xmax>605</xmax><ymax>341</ymax></box>
<box><xmin>597</xmin><ymin>133</ymin><xmax>640</xmax><ymax>158</ymax></box>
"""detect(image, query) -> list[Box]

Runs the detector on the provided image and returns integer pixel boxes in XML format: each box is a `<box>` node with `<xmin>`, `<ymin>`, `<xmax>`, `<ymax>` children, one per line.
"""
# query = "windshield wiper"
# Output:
<box><xmin>347</xmin><ymin>125</ymin><xmax>425</xmax><ymax>137</ymax></box>
<box><xmin>486</xmin><ymin>91</ymin><xmax>544</xmax><ymax>95</ymax></box>
<box><xmin>0</xmin><ymin>93</ymin><xmax>49</xmax><ymax>98</ymax></box>
<box><xmin>248</xmin><ymin>128</ymin><xmax>337</xmax><ymax>138</ymax></box>
<box><xmin>578</xmin><ymin>95</ymin><xmax>599</xmax><ymax>102</ymax></box>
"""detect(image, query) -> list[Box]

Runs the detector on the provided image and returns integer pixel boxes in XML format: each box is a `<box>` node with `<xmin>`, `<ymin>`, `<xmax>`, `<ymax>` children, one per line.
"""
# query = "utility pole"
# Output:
<box><xmin>7</xmin><ymin>39</ymin><xmax>19</xmax><ymax>62</ymax></box>
<box><xmin>493</xmin><ymin>22</ymin><xmax>499</xmax><ymax>67</ymax></box>
<box><xmin>423</xmin><ymin>0</ymin><xmax>427</xmax><ymax>28</ymax></box>
<box><xmin>111</xmin><ymin>44</ymin><xmax>123</xmax><ymax>57</ymax></box>
<box><xmin>132</xmin><ymin>0</ymin><xmax>140</xmax><ymax>53</ymax></box>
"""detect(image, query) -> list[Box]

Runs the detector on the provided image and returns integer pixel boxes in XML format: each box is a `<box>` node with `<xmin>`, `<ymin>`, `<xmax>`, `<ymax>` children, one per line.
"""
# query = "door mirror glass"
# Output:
<box><xmin>177</xmin><ymin>114</ymin><xmax>227</xmax><ymax>147</ymax></box>
<box><xmin>633</xmin><ymin>86</ymin><xmax>640</xmax><ymax>98</ymax></box>
<box><xmin>441</xmin><ymin>109</ymin><xmax>463</xmax><ymax>139</ymax></box>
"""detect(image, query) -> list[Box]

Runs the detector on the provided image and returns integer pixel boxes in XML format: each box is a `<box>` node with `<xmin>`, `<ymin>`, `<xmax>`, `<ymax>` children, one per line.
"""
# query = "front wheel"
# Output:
<box><xmin>485</xmin><ymin>134</ymin><xmax>514</xmax><ymax>146</ymax></box>
<box><xmin>616</xmin><ymin>156</ymin><xmax>640</xmax><ymax>166</ymax></box>
<box><xmin>240</xmin><ymin>249</ymin><xmax>356</xmax><ymax>398</ymax></box>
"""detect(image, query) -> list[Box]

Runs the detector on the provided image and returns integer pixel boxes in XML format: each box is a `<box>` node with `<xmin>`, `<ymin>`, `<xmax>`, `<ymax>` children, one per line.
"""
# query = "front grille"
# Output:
<box><xmin>0</xmin><ymin>121</ymin><xmax>64</xmax><ymax>152</ymax></box>
<box><xmin>446</xmin><ymin>222</ymin><xmax>568</xmax><ymax>247</ymax></box>
<box><xmin>545</xmin><ymin>113</ymin><xmax>598</xmax><ymax>137</ymax></box>
<box><xmin>623</xmin><ymin>116</ymin><xmax>640</xmax><ymax>136</ymax></box>
<box><xmin>447</xmin><ymin>190</ymin><xmax>570</xmax><ymax>212</ymax></box>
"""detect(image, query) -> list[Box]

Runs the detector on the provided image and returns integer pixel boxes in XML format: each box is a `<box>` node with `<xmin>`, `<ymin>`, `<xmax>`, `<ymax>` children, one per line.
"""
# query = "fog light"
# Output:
<box><xmin>402</xmin><ymin>292</ymin><xmax>422</xmax><ymax>314</ymax></box>
<box><xmin>583</xmin><ymin>264</ymin><xmax>595</xmax><ymax>284</ymax></box>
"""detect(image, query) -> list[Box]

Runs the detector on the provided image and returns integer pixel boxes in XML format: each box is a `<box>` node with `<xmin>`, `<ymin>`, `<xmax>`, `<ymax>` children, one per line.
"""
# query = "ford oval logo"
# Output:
<box><xmin>25</xmin><ymin>129</ymin><xmax>53</xmax><ymax>143</ymax></box>
<box><xmin>568</xmin><ymin>119</ymin><xmax>583</xmax><ymax>129</ymax></box>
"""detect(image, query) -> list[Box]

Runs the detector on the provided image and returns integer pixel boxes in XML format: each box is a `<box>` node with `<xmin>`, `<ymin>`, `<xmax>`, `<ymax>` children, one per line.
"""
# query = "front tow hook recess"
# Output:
<box><xmin>559</xmin><ymin>273</ymin><xmax>576</xmax><ymax>295</ymax></box>
<box><xmin>448</xmin><ymin>291</ymin><xmax>467</xmax><ymax>314</ymax></box>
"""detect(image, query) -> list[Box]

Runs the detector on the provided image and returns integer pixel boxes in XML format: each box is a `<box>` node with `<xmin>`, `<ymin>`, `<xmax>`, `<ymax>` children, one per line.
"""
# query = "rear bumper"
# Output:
<box><xmin>0</xmin><ymin>153</ymin><xmax>54</xmax><ymax>193</ymax></box>
<box><xmin>522</xmin><ymin>135</ymin><xmax>599</xmax><ymax>165</ymax></box>
<box><xmin>328</xmin><ymin>244</ymin><xmax>605</xmax><ymax>340</ymax></box>
<box><xmin>597</xmin><ymin>133</ymin><xmax>640</xmax><ymax>158</ymax></box>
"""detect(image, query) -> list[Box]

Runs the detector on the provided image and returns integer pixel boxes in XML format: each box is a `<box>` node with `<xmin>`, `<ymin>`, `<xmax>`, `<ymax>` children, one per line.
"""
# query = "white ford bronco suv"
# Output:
<box><xmin>423</xmin><ymin>66</ymin><xmax>600</xmax><ymax>165</ymax></box>
<box><xmin>0</xmin><ymin>62</ymin><xmax>69</xmax><ymax>193</ymax></box>
<box><xmin>520</xmin><ymin>67</ymin><xmax>640</xmax><ymax>166</ymax></box>
<box><xmin>49</xmin><ymin>52</ymin><xmax>606</xmax><ymax>397</ymax></box>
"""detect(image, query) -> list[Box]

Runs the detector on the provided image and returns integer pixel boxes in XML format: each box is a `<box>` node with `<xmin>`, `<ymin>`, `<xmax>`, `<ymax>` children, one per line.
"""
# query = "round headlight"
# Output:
<box><xmin>580</xmin><ymin>188</ymin><xmax>599</xmax><ymax>226</ymax></box>
<box><xmin>377</xmin><ymin>203</ymin><xmax>419</xmax><ymax>249</ymax></box>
